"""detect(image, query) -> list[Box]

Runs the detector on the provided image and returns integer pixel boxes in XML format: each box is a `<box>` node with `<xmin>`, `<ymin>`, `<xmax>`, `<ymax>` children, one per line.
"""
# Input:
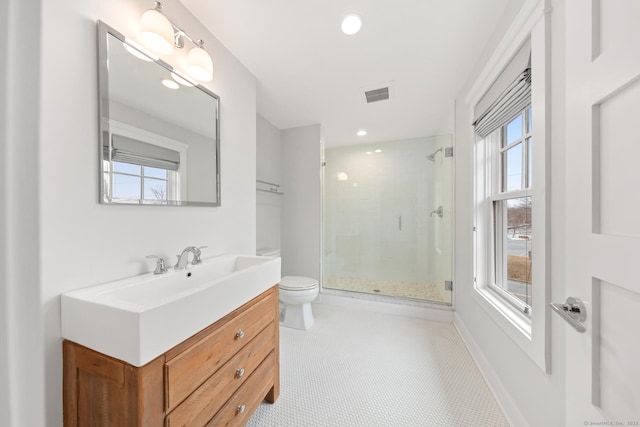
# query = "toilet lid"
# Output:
<box><xmin>279</xmin><ymin>276</ymin><xmax>318</xmax><ymax>291</ymax></box>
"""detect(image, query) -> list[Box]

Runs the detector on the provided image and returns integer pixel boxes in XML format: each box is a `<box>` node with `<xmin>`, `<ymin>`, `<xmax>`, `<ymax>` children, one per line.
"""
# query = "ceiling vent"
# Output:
<box><xmin>364</xmin><ymin>87</ymin><xmax>390</xmax><ymax>103</ymax></box>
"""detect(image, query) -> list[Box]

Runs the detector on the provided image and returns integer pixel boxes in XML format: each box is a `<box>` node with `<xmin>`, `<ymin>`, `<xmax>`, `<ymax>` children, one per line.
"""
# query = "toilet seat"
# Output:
<box><xmin>279</xmin><ymin>276</ymin><xmax>319</xmax><ymax>291</ymax></box>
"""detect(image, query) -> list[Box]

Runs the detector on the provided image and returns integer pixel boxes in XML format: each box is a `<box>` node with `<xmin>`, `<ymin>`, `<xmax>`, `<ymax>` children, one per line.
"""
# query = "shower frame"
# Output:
<box><xmin>319</xmin><ymin>136</ymin><xmax>455</xmax><ymax>308</ymax></box>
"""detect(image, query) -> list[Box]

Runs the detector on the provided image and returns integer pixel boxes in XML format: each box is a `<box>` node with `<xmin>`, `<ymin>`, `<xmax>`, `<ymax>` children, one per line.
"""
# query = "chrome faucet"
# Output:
<box><xmin>146</xmin><ymin>255</ymin><xmax>168</xmax><ymax>274</ymax></box>
<box><xmin>174</xmin><ymin>246</ymin><xmax>207</xmax><ymax>270</ymax></box>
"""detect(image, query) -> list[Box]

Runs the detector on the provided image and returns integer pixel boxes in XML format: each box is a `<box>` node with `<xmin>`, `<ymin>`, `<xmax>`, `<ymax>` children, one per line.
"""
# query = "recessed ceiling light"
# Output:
<box><xmin>161</xmin><ymin>79</ymin><xmax>179</xmax><ymax>89</ymax></box>
<box><xmin>357</xmin><ymin>129</ymin><xmax>367</xmax><ymax>136</ymax></box>
<box><xmin>341</xmin><ymin>13</ymin><xmax>363</xmax><ymax>35</ymax></box>
<box><xmin>365</xmin><ymin>151</ymin><xmax>373</xmax><ymax>155</ymax></box>
<box><xmin>375</xmin><ymin>149</ymin><xmax>382</xmax><ymax>153</ymax></box>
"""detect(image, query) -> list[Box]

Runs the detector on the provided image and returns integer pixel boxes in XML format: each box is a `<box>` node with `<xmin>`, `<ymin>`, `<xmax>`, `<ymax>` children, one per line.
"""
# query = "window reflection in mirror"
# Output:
<box><xmin>97</xmin><ymin>21</ymin><xmax>220</xmax><ymax>206</ymax></box>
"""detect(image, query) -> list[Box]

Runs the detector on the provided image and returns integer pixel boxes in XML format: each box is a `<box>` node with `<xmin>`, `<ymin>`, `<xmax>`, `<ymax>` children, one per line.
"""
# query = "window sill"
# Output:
<box><xmin>476</xmin><ymin>285</ymin><xmax>531</xmax><ymax>339</ymax></box>
<box><xmin>472</xmin><ymin>281</ymin><xmax>548</xmax><ymax>373</ymax></box>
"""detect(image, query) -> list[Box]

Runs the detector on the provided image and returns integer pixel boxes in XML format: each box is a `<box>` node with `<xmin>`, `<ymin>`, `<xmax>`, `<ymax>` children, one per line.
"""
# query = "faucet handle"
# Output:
<box><xmin>192</xmin><ymin>246</ymin><xmax>207</xmax><ymax>265</ymax></box>
<box><xmin>146</xmin><ymin>255</ymin><xmax>168</xmax><ymax>274</ymax></box>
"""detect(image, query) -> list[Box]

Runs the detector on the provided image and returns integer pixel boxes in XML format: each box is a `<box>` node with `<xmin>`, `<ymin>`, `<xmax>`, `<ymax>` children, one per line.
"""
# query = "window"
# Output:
<box><xmin>490</xmin><ymin>108</ymin><xmax>533</xmax><ymax>313</ymax></box>
<box><xmin>473</xmin><ymin>38</ymin><xmax>534</xmax><ymax>316</ymax></box>
<box><xmin>102</xmin><ymin>130</ymin><xmax>183</xmax><ymax>204</ymax></box>
<box><xmin>103</xmin><ymin>160</ymin><xmax>177</xmax><ymax>204</ymax></box>
<box><xmin>467</xmin><ymin>2</ymin><xmax>549</xmax><ymax>373</ymax></box>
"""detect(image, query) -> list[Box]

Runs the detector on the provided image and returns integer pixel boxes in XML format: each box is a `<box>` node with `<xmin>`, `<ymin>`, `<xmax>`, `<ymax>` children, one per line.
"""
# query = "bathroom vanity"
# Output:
<box><xmin>63</xmin><ymin>286</ymin><xmax>279</xmax><ymax>426</ymax></box>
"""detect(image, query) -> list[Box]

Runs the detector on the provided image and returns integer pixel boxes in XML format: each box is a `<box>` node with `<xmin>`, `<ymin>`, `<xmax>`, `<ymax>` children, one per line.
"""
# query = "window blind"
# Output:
<box><xmin>109</xmin><ymin>134</ymin><xmax>180</xmax><ymax>171</ymax></box>
<box><xmin>473</xmin><ymin>40</ymin><xmax>531</xmax><ymax>138</ymax></box>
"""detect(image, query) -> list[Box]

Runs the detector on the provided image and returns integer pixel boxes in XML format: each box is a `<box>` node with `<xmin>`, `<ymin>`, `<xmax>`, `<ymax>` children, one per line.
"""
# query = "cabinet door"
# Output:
<box><xmin>63</xmin><ymin>341</ymin><xmax>164</xmax><ymax>427</ymax></box>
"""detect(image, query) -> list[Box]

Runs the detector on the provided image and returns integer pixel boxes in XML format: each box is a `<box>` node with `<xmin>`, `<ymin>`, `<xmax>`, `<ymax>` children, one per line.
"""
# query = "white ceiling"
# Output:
<box><xmin>180</xmin><ymin>0</ymin><xmax>511</xmax><ymax>147</ymax></box>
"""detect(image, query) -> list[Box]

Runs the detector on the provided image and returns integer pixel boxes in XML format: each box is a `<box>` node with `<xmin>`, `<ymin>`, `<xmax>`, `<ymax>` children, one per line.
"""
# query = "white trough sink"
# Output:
<box><xmin>61</xmin><ymin>254</ymin><xmax>281</xmax><ymax>366</ymax></box>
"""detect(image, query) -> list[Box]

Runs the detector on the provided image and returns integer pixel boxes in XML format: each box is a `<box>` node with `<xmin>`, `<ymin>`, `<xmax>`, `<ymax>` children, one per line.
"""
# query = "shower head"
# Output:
<box><xmin>426</xmin><ymin>147</ymin><xmax>443</xmax><ymax>161</ymax></box>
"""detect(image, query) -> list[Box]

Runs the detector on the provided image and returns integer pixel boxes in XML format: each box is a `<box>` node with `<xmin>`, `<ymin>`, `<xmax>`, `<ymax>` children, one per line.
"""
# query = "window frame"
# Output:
<box><xmin>107</xmin><ymin>161</ymin><xmax>178</xmax><ymax>205</ymax></box>
<box><xmin>488</xmin><ymin>108</ymin><xmax>533</xmax><ymax>315</ymax></box>
<box><xmin>467</xmin><ymin>0</ymin><xmax>550</xmax><ymax>374</ymax></box>
<box><xmin>105</xmin><ymin>120</ymin><xmax>189</xmax><ymax>204</ymax></box>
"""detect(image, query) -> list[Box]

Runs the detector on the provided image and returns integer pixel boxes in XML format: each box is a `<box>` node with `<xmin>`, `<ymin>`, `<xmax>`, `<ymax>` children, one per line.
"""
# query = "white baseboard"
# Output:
<box><xmin>316</xmin><ymin>293</ymin><xmax>454</xmax><ymax>323</ymax></box>
<box><xmin>454</xmin><ymin>313</ymin><xmax>530</xmax><ymax>427</ymax></box>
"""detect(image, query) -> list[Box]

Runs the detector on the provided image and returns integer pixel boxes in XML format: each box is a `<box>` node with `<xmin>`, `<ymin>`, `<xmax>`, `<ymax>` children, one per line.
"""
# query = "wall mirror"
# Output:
<box><xmin>97</xmin><ymin>21</ymin><xmax>220</xmax><ymax>206</ymax></box>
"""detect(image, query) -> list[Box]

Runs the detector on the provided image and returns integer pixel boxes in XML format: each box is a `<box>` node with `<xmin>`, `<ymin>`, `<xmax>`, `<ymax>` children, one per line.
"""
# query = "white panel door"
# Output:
<box><xmin>565</xmin><ymin>0</ymin><xmax>640</xmax><ymax>424</ymax></box>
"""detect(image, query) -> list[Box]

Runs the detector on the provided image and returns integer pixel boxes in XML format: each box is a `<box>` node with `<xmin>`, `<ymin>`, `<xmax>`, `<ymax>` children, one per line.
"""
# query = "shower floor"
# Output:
<box><xmin>324</xmin><ymin>274</ymin><xmax>451</xmax><ymax>304</ymax></box>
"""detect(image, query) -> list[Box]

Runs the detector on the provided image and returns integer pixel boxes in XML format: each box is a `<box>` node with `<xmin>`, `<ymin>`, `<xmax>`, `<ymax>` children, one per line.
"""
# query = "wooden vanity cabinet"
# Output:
<box><xmin>63</xmin><ymin>286</ymin><xmax>280</xmax><ymax>426</ymax></box>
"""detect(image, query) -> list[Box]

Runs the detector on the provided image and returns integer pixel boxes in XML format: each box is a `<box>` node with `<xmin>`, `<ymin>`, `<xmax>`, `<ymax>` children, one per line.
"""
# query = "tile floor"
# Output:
<box><xmin>247</xmin><ymin>303</ymin><xmax>508</xmax><ymax>426</ymax></box>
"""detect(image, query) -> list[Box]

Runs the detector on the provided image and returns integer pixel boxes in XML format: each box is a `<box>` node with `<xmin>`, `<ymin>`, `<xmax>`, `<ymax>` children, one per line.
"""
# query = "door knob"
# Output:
<box><xmin>550</xmin><ymin>297</ymin><xmax>586</xmax><ymax>333</ymax></box>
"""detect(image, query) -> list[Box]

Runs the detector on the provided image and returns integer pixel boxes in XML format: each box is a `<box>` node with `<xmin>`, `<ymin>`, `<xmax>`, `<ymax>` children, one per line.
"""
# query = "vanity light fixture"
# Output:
<box><xmin>356</xmin><ymin>129</ymin><xmax>367</xmax><ymax>136</ymax></box>
<box><xmin>140</xmin><ymin>2</ymin><xmax>174</xmax><ymax>54</ymax></box>
<box><xmin>186</xmin><ymin>41</ymin><xmax>213</xmax><ymax>82</ymax></box>
<box><xmin>341</xmin><ymin>13</ymin><xmax>363</xmax><ymax>35</ymax></box>
<box><xmin>140</xmin><ymin>1</ymin><xmax>214</xmax><ymax>82</ymax></box>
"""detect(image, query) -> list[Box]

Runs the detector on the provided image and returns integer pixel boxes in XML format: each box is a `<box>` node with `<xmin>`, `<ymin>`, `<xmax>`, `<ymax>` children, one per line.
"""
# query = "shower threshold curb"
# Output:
<box><xmin>316</xmin><ymin>291</ymin><xmax>454</xmax><ymax>323</ymax></box>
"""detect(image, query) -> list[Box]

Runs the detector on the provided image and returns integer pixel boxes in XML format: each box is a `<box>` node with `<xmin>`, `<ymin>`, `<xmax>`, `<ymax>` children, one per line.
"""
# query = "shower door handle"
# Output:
<box><xmin>398</xmin><ymin>216</ymin><xmax>402</xmax><ymax>231</ymax></box>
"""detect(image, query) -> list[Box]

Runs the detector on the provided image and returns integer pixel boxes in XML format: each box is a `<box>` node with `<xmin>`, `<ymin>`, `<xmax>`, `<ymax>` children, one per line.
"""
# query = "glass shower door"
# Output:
<box><xmin>322</xmin><ymin>135</ymin><xmax>453</xmax><ymax>305</ymax></box>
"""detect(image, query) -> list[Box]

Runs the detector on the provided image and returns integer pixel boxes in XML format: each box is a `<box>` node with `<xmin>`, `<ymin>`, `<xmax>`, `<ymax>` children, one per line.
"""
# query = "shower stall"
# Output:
<box><xmin>322</xmin><ymin>135</ymin><xmax>453</xmax><ymax>305</ymax></box>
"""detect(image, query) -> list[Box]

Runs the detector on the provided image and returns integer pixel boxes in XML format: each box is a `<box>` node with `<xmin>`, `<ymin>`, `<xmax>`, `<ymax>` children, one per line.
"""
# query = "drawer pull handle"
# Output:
<box><xmin>235</xmin><ymin>330</ymin><xmax>245</xmax><ymax>339</ymax></box>
<box><xmin>236</xmin><ymin>404</ymin><xmax>246</xmax><ymax>414</ymax></box>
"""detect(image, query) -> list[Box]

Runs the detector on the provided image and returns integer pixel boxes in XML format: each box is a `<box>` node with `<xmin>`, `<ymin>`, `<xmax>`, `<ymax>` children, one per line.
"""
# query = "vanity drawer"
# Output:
<box><xmin>205</xmin><ymin>351</ymin><xmax>276</xmax><ymax>427</ymax></box>
<box><xmin>165</xmin><ymin>323</ymin><xmax>275</xmax><ymax>426</ymax></box>
<box><xmin>164</xmin><ymin>292</ymin><xmax>275</xmax><ymax>410</ymax></box>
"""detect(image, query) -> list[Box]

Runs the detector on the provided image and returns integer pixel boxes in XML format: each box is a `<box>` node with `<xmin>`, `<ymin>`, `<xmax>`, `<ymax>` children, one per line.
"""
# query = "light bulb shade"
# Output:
<box><xmin>140</xmin><ymin>8</ymin><xmax>174</xmax><ymax>54</ymax></box>
<box><xmin>187</xmin><ymin>46</ymin><xmax>213</xmax><ymax>82</ymax></box>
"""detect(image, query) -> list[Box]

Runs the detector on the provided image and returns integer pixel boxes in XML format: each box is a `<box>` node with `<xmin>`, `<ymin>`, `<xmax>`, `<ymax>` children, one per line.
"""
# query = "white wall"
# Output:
<box><xmin>281</xmin><ymin>125</ymin><xmax>322</xmax><ymax>279</ymax></box>
<box><xmin>256</xmin><ymin>114</ymin><xmax>282</xmax><ymax>251</ymax></box>
<box><xmin>0</xmin><ymin>0</ymin><xmax>257</xmax><ymax>425</ymax></box>
<box><xmin>453</xmin><ymin>0</ymin><xmax>566</xmax><ymax>426</ymax></box>
<box><xmin>1</xmin><ymin>0</ymin><xmax>44</xmax><ymax>425</ymax></box>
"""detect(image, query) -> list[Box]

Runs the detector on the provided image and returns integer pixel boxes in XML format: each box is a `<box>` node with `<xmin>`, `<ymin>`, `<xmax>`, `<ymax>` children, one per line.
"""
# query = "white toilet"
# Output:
<box><xmin>256</xmin><ymin>248</ymin><xmax>319</xmax><ymax>330</ymax></box>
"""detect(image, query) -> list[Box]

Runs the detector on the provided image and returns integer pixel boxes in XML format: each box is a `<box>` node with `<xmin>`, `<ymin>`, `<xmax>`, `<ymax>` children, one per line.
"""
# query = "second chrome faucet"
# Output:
<box><xmin>174</xmin><ymin>246</ymin><xmax>207</xmax><ymax>270</ymax></box>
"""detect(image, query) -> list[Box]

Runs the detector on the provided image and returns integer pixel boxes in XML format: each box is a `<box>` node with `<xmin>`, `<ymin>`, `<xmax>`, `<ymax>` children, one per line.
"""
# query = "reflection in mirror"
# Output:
<box><xmin>97</xmin><ymin>21</ymin><xmax>220</xmax><ymax>206</ymax></box>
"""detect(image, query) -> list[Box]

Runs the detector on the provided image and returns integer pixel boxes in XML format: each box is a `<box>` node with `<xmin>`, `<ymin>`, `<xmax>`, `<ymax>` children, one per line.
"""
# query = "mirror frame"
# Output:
<box><xmin>97</xmin><ymin>20</ymin><xmax>221</xmax><ymax>207</ymax></box>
